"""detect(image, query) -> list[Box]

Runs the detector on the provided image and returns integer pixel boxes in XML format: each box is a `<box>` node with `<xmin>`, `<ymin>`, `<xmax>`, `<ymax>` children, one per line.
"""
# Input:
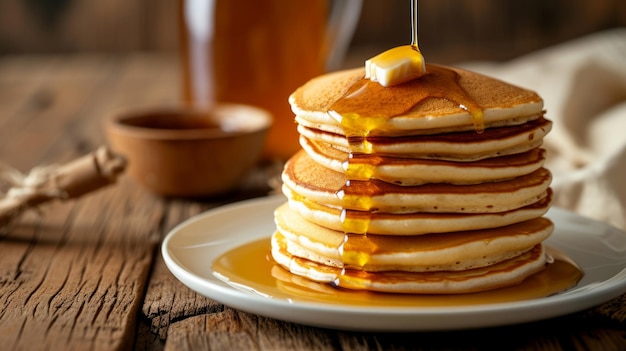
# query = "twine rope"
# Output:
<box><xmin>0</xmin><ymin>163</ymin><xmax>65</xmax><ymax>201</ymax></box>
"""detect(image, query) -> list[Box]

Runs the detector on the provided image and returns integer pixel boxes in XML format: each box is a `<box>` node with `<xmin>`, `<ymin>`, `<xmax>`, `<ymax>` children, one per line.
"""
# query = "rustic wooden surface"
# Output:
<box><xmin>0</xmin><ymin>54</ymin><xmax>625</xmax><ymax>351</ymax></box>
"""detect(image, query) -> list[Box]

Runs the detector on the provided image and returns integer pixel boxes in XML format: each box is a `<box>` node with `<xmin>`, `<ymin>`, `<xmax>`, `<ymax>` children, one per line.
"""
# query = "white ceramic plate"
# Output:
<box><xmin>162</xmin><ymin>195</ymin><xmax>626</xmax><ymax>331</ymax></box>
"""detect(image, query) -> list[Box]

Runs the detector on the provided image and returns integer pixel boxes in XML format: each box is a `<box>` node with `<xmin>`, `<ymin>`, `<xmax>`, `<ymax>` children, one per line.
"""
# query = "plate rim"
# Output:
<box><xmin>161</xmin><ymin>194</ymin><xmax>626</xmax><ymax>331</ymax></box>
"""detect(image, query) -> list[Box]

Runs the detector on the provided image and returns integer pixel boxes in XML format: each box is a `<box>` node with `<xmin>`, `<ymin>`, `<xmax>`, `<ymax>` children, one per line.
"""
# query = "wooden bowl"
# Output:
<box><xmin>105</xmin><ymin>104</ymin><xmax>272</xmax><ymax>197</ymax></box>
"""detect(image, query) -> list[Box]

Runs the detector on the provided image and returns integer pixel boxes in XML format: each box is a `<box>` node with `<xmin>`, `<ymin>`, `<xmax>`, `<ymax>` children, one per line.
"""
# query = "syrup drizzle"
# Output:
<box><xmin>331</xmin><ymin>66</ymin><xmax>489</xmax><ymax>264</ymax></box>
<box><xmin>328</xmin><ymin>2</ymin><xmax>485</xmax><ymax>265</ymax></box>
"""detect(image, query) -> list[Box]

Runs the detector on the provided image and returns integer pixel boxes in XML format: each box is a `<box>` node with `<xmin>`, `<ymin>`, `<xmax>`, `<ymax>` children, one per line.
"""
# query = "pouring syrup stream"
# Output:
<box><xmin>411</xmin><ymin>0</ymin><xmax>419</xmax><ymax>50</ymax></box>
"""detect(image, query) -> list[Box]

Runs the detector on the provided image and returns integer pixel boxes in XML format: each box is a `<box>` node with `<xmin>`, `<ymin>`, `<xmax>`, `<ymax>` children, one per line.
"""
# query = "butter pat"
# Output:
<box><xmin>365</xmin><ymin>45</ymin><xmax>426</xmax><ymax>87</ymax></box>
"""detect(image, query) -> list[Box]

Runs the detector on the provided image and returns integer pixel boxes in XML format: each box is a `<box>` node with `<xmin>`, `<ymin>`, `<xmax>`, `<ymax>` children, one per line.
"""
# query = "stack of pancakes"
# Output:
<box><xmin>271</xmin><ymin>64</ymin><xmax>553</xmax><ymax>294</ymax></box>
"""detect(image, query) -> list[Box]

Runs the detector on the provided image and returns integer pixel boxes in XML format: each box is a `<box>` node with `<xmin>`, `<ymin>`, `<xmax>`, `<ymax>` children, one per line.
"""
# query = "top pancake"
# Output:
<box><xmin>290</xmin><ymin>65</ymin><xmax>544</xmax><ymax>136</ymax></box>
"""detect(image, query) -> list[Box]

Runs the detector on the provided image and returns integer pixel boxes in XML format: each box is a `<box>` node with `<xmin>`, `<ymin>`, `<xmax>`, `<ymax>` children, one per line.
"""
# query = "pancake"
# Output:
<box><xmin>274</xmin><ymin>202</ymin><xmax>554</xmax><ymax>272</ymax></box>
<box><xmin>286</xmin><ymin>190</ymin><xmax>552</xmax><ymax>235</ymax></box>
<box><xmin>271</xmin><ymin>231</ymin><xmax>549</xmax><ymax>294</ymax></box>
<box><xmin>289</xmin><ymin>65</ymin><xmax>544</xmax><ymax>137</ymax></box>
<box><xmin>301</xmin><ymin>139</ymin><xmax>547</xmax><ymax>185</ymax></box>
<box><xmin>282</xmin><ymin>150</ymin><xmax>552</xmax><ymax>213</ymax></box>
<box><xmin>297</xmin><ymin>117</ymin><xmax>552</xmax><ymax>161</ymax></box>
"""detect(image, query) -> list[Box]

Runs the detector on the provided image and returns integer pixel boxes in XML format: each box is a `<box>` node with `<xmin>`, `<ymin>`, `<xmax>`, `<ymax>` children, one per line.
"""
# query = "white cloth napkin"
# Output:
<box><xmin>460</xmin><ymin>28</ymin><xmax>626</xmax><ymax>231</ymax></box>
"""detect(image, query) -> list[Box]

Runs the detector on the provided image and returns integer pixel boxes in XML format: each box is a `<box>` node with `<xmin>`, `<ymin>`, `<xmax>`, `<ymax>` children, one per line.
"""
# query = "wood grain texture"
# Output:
<box><xmin>1</xmin><ymin>54</ymin><xmax>625</xmax><ymax>351</ymax></box>
<box><xmin>0</xmin><ymin>180</ymin><xmax>165</xmax><ymax>350</ymax></box>
<box><xmin>0</xmin><ymin>54</ymin><xmax>177</xmax><ymax>350</ymax></box>
<box><xmin>139</xmin><ymin>193</ymin><xmax>275</xmax><ymax>350</ymax></box>
<box><xmin>141</xmin><ymin>200</ymin><xmax>221</xmax><ymax>342</ymax></box>
<box><xmin>163</xmin><ymin>308</ymin><xmax>626</xmax><ymax>351</ymax></box>
<box><xmin>164</xmin><ymin>309</ymin><xmax>338</xmax><ymax>351</ymax></box>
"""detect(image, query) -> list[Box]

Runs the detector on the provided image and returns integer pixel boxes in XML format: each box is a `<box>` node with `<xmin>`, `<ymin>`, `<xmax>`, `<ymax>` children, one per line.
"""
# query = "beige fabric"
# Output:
<box><xmin>460</xmin><ymin>28</ymin><xmax>626</xmax><ymax>231</ymax></box>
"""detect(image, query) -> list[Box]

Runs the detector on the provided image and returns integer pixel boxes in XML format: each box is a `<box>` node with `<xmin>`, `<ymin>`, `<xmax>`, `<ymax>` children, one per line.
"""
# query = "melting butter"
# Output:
<box><xmin>365</xmin><ymin>45</ymin><xmax>426</xmax><ymax>87</ymax></box>
<box><xmin>365</xmin><ymin>0</ymin><xmax>425</xmax><ymax>87</ymax></box>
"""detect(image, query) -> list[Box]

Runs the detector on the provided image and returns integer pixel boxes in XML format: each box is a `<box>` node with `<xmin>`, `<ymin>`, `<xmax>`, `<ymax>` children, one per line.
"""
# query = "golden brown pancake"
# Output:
<box><xmin>286</xmin><ymin>190</ymin><xmax>552</xmax><ymax>235</ymax></box>
<box><xmin>289</xmin><ymin>65</ymin><xmax>544</xmax><ymax>137</ymax></box>
<box><xmin>297</xmin><ymin>117</ymin><xmax>552</xmax><ymax>161</ymax></box>
<box><xmin>283</xmin><ymin>150</ymin><xmax>552</xmax><ymax>213</ymax></box>
<box><xmin>301</xmin><ymin>139</ymin><xmax>547</xmax><ymax>185</ymax></box>
<box><xmin>274</xmin><ymin>202</ymin><xmax>553</xmax><ymax>272</ymax></box>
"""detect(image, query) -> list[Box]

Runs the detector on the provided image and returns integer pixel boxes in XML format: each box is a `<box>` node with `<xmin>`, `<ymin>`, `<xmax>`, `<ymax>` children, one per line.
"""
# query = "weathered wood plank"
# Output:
<box><xmin>0</xmin><ymin>178</ymin><xmax>166</xmax><ymax>350</ymax></box>
<box><xmin>0</xmin><ymin>54</ymin><xmax>177</xmax><ymax>350</ymax></box>
<box><xmin>0</xmin><ymin>54</ymin><xmax>180</xmax><ymax>168</ymax></box>
<box><xmin>164</xmin><ymin>309</ymin><xmax>340</xmax><ymax>351</ymax></box>
<box><xmin>138</xmin><ymin>173</ymin><xmax>275</xmax><ymax>351</ymax></box>
<box><xmin>0</xmin><ymin>56</ymin><xmax>114</xmax><ymax>168</ymax></box>
<box><xmin>140</xmin><ymin>200</ymin><xmax>220</xmax><ymax>342</ymax></box>
<box><xmin>163</xmin><ymin>307</ymin><xmax>626</xmax><ymax>351</ymax></box>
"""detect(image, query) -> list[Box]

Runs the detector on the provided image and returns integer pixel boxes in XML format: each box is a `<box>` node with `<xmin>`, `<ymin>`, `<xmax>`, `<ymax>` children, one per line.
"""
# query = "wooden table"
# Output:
<box><xmin>0</xmin><ymin>54</ymin><xmax>625</xmax><ymax>351</ymax></box>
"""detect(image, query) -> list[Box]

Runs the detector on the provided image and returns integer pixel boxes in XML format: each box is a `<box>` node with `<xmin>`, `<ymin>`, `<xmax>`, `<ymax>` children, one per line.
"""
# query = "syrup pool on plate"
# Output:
<box><xmin>211</xmin><ymin>239</ymin><xmax>582</xmax><ymax>307</ymax></box>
